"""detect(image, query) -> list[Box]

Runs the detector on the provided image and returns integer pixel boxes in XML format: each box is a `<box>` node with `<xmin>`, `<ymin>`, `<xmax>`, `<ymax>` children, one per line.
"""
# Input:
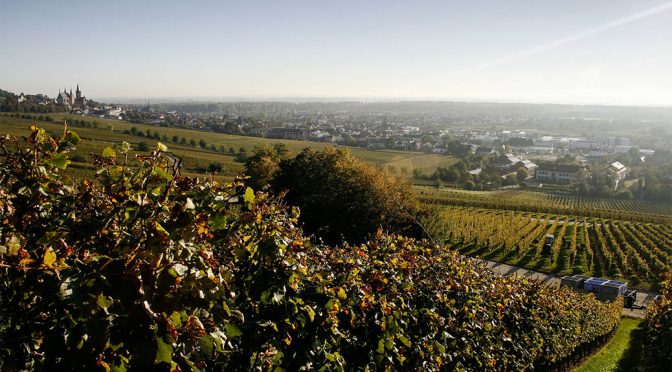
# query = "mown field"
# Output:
<box><xmin>426</xmin><ymin>206</ymin><xmax>672</xmax><ymax>289</ymax></box>
<box><xmin>418</xmin><ymin>187</ymin><xmax>672</xmax><ymax>224</ymax></box>
<box><xmin>383</xmin><ymin>153</ymin><xmax>458</xmax><ymax>177</ymax></box>
<box><xmin>0</xmin><ymin>113</ymin><xmax>453</xmax><ymax>180</ymax></box>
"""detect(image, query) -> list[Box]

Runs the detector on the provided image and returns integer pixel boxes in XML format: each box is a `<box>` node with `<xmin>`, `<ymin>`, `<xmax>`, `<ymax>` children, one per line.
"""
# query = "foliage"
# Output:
<box><xmin>271</xmin><ymin>147</ymin><xmax>423</xmax><ymax>244</ymax></box>
<box><xmin>243</xmin><ymin>143</ymin><xmax>289</xmax><ymax>189</ymax></box>
<box><xmin>0</xmin><ymin>127</ymin><xmax>311</xmax><ymax>370</ymax></box>
<box><xmin>0</xmin><ymin>127</ymin><xmax>623</xmax><ymax>370</ymax></box>
<box><xmin>644</xmin><ymin>272</ymin><xmax>672</xmax><ymax>370</ymax></box>
<box><xmin>301</xmin><ymin>233</ymin><xmax>622</xmax><ymax>370</ymax></box>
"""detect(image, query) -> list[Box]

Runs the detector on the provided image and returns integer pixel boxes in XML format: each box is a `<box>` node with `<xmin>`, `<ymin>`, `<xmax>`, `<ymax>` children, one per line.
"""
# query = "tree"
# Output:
<box><xmin>137</xmin><ymin>141</ymin><xmax>149</xmax><ymax>151</ymax></box>
<box><xmin>516</xmin><ymin>168</ymin><xmax>529</xmax><ymax>182</ymax></box>
<box><xmin>207</xmin><ymin>162</ymin><xmax>223</xmax><ymax>173</ymax></box>
<box><xmin>244</xmin><ymin>144</ymin><xmax>289</xmax><ymax>189</ymax></box>
<box><xmin>199</xmin><ymin>139</ymin><xmax>207</xmax><ymax>149</ymax></box>
<box><xmin>503</xmin><ymin>174</ymin><xmax>518</xmax><ymax>186</ymax></box>
<box><xmin>235</xmin><ymin>148</ymin><xmax>248</xmax><ymax>163</ymax></box>
<box><xmin>172</xmin><ymin>135</ymin><xmax>179</xmax><ymax>143</ymax></box>
<box><xmin>271</xmin><ymin>147</ymin><xmax>423</xmax><ymax>244</ymax></box>
<box><xmin>189</xmin><ymin>139</ymin><xmax>197</xmax><ymax>147</ymax></box>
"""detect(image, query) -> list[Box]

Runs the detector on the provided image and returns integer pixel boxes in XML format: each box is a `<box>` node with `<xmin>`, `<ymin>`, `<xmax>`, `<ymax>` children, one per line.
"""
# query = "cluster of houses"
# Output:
<box><xmin>467</xmin><ymin>149</ymin><xmax>631</xmax><ymax>189</ymax></box>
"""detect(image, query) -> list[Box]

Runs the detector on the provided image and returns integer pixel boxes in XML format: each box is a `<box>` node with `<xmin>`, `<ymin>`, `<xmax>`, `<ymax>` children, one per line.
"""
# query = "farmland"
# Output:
<box><xmin>2</xmin><ymin>114</ymin><xmax>671</xmax><ymax>290</ymax></box>
<box><xmin>426</xmin><ymin>206</ymin><xmax>672</xmax><ymax>289</ymax></box>
<box><xmin>0</xmin><ymin>113</ymin><xmax>453</xmax><ymax>180</ymax></box>
<box><xmin>418</xmin><ymin>187</ymin><xmax>672</xmax><ymax>224</ymax></box>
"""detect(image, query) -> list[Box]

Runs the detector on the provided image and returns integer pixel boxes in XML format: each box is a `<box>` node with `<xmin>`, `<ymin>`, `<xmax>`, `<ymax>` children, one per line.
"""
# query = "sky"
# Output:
<box><xmin>1</xmin><ymin>0</ymin><xmax>671</xmax><ymax>105</ymax></box>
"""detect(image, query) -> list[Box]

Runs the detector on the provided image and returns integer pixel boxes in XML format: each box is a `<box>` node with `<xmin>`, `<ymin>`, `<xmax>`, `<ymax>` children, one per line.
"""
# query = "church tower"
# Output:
<box><xmin>76</xmin><ymin>83</ymin><xmax>81</xmax><ymax>99</ymax></box>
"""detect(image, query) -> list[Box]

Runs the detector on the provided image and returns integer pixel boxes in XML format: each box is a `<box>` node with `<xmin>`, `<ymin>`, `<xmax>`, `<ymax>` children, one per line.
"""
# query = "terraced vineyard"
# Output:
<box><xmin>426</xmin><ymin>206</ymin><xmax>672</xmax><ymax>289</ymax></box>
<box><xmin>418</xmin><ymin>187</ymin><xmax>672</xmax><ymax>224</ymax></box>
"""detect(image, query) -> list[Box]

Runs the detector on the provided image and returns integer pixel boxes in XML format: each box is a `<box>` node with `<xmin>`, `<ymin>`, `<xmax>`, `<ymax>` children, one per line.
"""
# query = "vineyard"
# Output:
<box><xmin>425</xmin><ymin>206</ymin><xmax>672</xmax><ymax>289</ymax></box>
<box><xmin>0</xmin><ymin>127</ymin><xmax>626</xmax><ymax>370</ymax></box>
<box><xmin>418</xmin><ymin>187</ymin><xmax>672</xmax><ymax>224</ymax></box>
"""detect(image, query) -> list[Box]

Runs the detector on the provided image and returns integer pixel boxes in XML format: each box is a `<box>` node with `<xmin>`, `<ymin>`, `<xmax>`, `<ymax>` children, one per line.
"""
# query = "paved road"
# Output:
<box><xmin>480</xmin><ymin>258</ymin><xmax>656</xmax><ymax>319</ymax></box>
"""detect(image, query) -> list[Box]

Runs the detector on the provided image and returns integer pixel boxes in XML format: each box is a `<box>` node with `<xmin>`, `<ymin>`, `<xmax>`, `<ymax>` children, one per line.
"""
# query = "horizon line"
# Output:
<box><xmin>93</xmin><ymin>95</ymin><xmax>672</xmax><ymax>109</ymax></box>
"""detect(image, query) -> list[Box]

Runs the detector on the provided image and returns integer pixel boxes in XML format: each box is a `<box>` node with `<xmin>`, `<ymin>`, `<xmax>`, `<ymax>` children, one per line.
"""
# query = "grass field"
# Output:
<box><xmin>0</xmin><ymin>113</ymin><xmax>453</xmax><ymax>180</ymax></box>
<box><xmin>575</xmin><ymin>317</ymin><xmax>644</xmax><ymax>372</ymax></box>
<box><xmin>384</xmin><ymin>153</ymin><xmax>458</xmax><ymax>177</ymax></box>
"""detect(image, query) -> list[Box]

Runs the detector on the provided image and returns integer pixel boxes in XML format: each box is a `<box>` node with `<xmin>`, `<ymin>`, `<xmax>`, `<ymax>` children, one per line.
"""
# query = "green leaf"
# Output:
<box><xmin>224</xmin><ymin>323</ymin><xmax>243</xmax><ymax>338</ymax></box>
<box><xmin>376</xmin><ymin>339</ymin><xmax>385</xmax><ymax>354</ymax></box>
<box><xmin>243</xmin><ymin>187</ymin><xmax>255</xmax><ymax>209</ymax></box>
<box><xmin>304</xmin><ymin>305</ymin><xmax>315</xmax><ymax>322</ymax></box>
<box><xmin>199</xmin><ymin>335</ymin><xmax>215</xmax><ymax>358</ymax></box>
<box><xmin>62</xmin><ymin>131</ymin><xmax>80</xmax><ymax>146</ymax></box>
<box><xmin>222</xmin><ymin>301</ymin><xmax>232</xmax><ymax>317</ymax></box>
<box><xmin>154</xmin><ymin>337</ymin><xmax>173</xmax><ymax>364</ymax></box>
<box><xmin>96</xmin><ymin>294</ymin><xmax>113</xmax><ymax>313</ymax></box>
<box><xmin>169</xmin><ymin>311</ymin><xmax>182</xmax><ymax>327</ymax></box>
<box><xmin>153</xmin><ymin>167</ymin><xmax>173</xmax><ymax>181</ymax></box>
<box><xmin>397</xmin><ymin>334</ymin><xmax>412</xmax><ymax>348</ymax></box>
<box><xmin>210</xmin><ymin>214</ymin><xmax>228</xmax><ymax>231</ymax></box>
<box><xmin>50</xmin><ymin>153</ymin><xmax>71</xmax><ymax>169</ymax></box>
<box><xmin>102</xmin><ymin>147</ymin><xmax>116</xmax><ymax>158</ymax></box>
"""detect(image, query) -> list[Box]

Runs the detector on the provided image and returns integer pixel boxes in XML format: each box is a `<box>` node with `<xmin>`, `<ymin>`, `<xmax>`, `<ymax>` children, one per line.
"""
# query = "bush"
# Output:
<box><xmin>272</xmin><ymin>147</ymin><xmax>423</xmax><ymax>244</ymax></box>
<box><xmin>244</xmin><ymin>144</ymin><xmax>288</xmax><ymax>189</ymax></box>
<box><xmin>207</xmin><ymin>162</ymin><xmax>223</xmax><ymax>173</ymax></box>
<box><xmin>69</xmin><ymin>153</ymin><xmax>86</xmax><ymax>162</ymax></box>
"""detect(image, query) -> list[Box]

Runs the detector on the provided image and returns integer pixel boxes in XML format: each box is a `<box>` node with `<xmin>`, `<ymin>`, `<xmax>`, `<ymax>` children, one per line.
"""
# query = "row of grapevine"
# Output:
<box><xmin>418</xmin><ymin>187</ymin><xmax>672</xmax><ymax>224</ymax></box>
<box><xmin>429</xmin><ymin>205</ymin><xmax>672</xmax><ymax>289</ymax></box>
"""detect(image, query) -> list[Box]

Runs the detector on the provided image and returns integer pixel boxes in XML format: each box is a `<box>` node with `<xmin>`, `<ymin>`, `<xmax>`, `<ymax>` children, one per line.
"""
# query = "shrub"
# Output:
<box><xmin>271</xmin><ymin>147</ymin><xmax>423</xmax><ymax>244</ymax></box>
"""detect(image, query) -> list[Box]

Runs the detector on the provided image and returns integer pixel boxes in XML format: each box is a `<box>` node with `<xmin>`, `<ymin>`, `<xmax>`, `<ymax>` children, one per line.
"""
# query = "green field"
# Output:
<box><xmin>575</xmin><ymin>317</ymin><xmax>644</xmax><ymax>372</ymax></box>
<box><xmin>0</xmin><ymin>113</ymin><xmax>453</xmax><ymax>179</ymax></box>
<box><xmin>384</xmin><ymin>153</ymin><xmax>458</xmax><ymax>177</ymax></box>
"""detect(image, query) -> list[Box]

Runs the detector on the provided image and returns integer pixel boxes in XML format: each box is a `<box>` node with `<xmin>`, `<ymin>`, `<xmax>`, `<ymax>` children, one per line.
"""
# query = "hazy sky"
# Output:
<box><xmin>1</xmin><ymin>0</ymin><xmax>671</xmax><ymax>105</ymax></box>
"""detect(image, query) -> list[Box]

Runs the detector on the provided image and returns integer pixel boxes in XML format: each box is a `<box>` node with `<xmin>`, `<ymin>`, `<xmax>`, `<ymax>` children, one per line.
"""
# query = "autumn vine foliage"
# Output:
<box><xmin>1</xmin><ymin>126</ymin><xmax>621</xmax><ymax>370</ymax></box>
<box><xmin>644</xmin><ymin>272</ymin><xmax>672</xmax><ymax>370</ymax></box>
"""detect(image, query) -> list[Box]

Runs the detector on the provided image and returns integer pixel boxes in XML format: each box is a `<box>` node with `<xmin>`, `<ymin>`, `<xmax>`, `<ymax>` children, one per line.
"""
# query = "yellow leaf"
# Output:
<box><xmin>337</xmin><ymin>287</ymin><xmax>347</xmax><ymax>300</ymax></box>
<box><xmin>43</xmin><ymin>247</ymin><xmax>57</xmax><ymax>268</ymax></box>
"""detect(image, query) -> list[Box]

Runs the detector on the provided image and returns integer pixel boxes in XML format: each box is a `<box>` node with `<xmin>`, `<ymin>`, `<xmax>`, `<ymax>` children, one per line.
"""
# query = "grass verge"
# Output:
<box><xmin>574</xmin><ymin>317</ymin><xmax>644</xmax><ymax>372</ymax></box>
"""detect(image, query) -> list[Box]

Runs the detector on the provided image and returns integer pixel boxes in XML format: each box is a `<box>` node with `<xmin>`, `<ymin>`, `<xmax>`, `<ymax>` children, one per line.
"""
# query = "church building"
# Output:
<box><xmin>56</xmin><ymin>84</ymin><xmax>88</xmax><ymax>109</ymax></box>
